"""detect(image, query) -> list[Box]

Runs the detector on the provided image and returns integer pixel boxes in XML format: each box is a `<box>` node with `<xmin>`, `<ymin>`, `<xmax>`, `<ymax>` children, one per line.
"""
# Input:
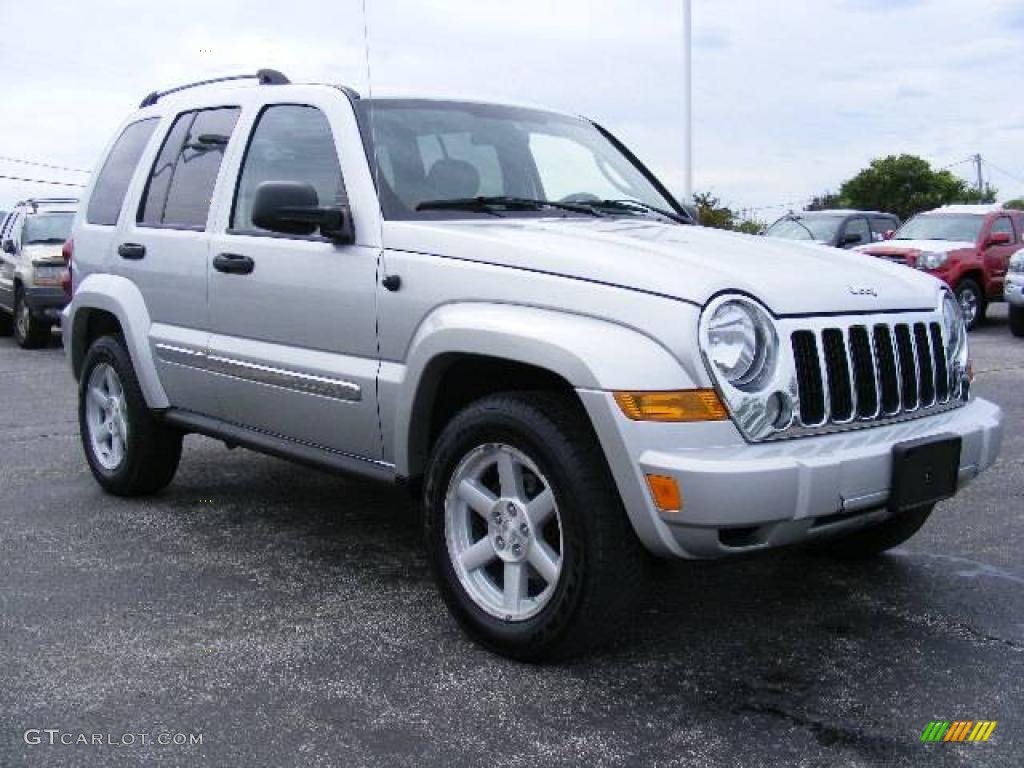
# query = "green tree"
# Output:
<box><xmin>1004</xmin><ymin>199</ymin><xmax>1024</xmax><ymax>211</ymax></box>
<box><xmin>805</xmin><ymin>191</ymin><xmax>843</xmax><ymax>211</ymax></box>
<box><xmin>692</xmin><ymin>191</ymin><xmax>765</xmax><ymax>234</ymax></box>
<box><xmin>839</xmin><ymin>154</ymin><xmax>997</xmax><ymax>220</ymax></box>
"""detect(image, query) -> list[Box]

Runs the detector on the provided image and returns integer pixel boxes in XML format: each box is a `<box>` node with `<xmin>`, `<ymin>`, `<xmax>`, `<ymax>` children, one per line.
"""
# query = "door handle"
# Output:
<box><xmin>213</xmin><ymin>252</ymin><xmax>255</xmax><ymax>275</ymax></box>
<box><xmin>118</xmin><ymin>243</ymin><xmax>146</xmax><ymax>260</ymax></box>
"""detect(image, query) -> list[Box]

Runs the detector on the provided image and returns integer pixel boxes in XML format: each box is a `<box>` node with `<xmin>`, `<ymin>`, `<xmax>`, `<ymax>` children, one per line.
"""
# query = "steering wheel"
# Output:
<box><xmin>559</xmin><ymin>193</ymin><xmax>602</xmax><ymax>204</ymax></box>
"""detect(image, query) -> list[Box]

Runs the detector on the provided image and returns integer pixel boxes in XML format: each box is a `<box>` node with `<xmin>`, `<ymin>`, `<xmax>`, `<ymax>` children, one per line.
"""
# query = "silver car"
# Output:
<box><xmin>63</xmin><ymin>72</ymin><xmax>1003</xmax><ymax>660</ymax></box>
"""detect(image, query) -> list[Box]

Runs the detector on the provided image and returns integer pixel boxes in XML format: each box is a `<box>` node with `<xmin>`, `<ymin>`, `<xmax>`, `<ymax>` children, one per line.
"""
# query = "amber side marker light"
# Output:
<box><xmin>646</xmin><ymin>474</ymin><xmax>682</xmax><ymax>513</ymax></box>
<box><xmin>614</xmin><ymin>390</ymin><xmax>728</xmax><ymax>422</ymax></box>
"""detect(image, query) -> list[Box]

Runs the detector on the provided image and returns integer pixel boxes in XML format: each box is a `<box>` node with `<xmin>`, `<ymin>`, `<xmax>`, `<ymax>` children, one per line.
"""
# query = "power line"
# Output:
<box><xmin>0</xmin><ymin>173</ymin><xmax>86</xmax><ymax>188</ymax></box>
<box><xmin>0</xmin><ymin>155</ymin><xmax>90</xmax><ymax>174</ymax></box>
<box><xmin>983</xmin><ymin>159</ymin><xmax>1024</xmax><ymax>186</ymax></box>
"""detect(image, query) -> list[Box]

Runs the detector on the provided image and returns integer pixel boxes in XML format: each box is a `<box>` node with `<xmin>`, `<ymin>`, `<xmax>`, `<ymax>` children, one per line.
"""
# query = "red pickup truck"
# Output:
<box><xmin>858</xmin><ymin>205</ymin><xmax>1024</xmax><ymax>329</ymax></box>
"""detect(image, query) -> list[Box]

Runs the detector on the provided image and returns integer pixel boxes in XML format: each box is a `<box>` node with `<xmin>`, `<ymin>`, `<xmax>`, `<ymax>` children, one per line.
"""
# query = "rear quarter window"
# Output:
<box><xmin>86</xmin><ymin>118</ymin><xmax>159</xmax><ymax>226</ymax></box>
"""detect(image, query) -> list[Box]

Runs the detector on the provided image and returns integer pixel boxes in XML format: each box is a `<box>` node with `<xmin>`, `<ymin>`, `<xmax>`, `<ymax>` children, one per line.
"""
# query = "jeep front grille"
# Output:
<box><xmin>790</xmin><ymin>319</ymin><xmax>959</xmax><ymax>430</ymax></box>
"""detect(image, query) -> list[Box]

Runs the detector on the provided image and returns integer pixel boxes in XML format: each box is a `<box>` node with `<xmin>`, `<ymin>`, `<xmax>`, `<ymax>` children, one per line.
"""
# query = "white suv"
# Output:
<box><xmin>64</xmin><ymin>71</ymin><xmax>1003</xmax><ymax>660</ymax></box>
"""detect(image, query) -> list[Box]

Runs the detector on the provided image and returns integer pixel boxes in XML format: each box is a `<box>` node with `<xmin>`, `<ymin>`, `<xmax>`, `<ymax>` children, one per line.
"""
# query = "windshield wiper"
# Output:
<box><xmin>584</xmin><ymin>199</ymin><xmax>692</xmax><ymax>224</ymax></box>
<box><xmin>416</xmin><ymin>196</ymin><xmax>605</xmax><ymax>217</ymax></box>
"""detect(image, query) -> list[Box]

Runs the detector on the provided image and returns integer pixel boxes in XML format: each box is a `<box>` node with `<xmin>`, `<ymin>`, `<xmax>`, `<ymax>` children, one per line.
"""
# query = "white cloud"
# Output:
<box><xmin>1</xmin><ymin>0</ymin><xmax>1022</xmax><ymax>212</ymax></box>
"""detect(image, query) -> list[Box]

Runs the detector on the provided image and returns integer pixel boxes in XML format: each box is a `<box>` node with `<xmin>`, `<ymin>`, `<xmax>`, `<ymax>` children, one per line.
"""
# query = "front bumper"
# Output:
<box><xmin>1005</xmin><ymin>273</ymin><xmax>1024</xmax><ymax>307</ymax></box>
<box><xmin>579</xmin><ymin>391</ymin><xmax>1003</xmax><ymax>559</ymax></box>
<box><xmin>24</xmin><ymin>286</ymin><xmax>68</xmax><ymax>323</ymax></box>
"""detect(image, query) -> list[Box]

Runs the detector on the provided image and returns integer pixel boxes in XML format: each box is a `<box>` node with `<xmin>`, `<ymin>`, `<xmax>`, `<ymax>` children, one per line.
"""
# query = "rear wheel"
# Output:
<box><xmin>1010</xmin><ymin>304</ymin><xmax>1024</xmax><ymax>338</ymax></box>
<box><xmin>806</xmin><ymin>504</ymin><xmax>934</xmax><ymax>559</ymax></box>
<box><xmin>424</xmin><ymin>392</ymin><xmax>649</xmax><ymax>661</ymax></box>
<box><xmin>79</xmin><ymin>334</ymin><xmax>182</xmax><ymax>496</ymax></box>
<box><xmin>954</xmin><ymin>279</ymin><xmax>985</xmax><ymax>331</ymax></box>
<box><xmin>13</xmin><ymin>290</ymin><xmax>51</xmax><ymax>348</ymax></box>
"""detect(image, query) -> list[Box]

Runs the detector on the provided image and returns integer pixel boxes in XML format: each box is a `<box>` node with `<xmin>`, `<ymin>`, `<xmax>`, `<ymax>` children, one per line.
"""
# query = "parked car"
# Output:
<box><xmin>1006</xmin><ymin>250</ymin><xmax>1024</xmax><ymax>337</ymax></box>
<box><xmin>0</xmin><ymin>197</ymin><xmax>77</xmax><ymax>347</ymax></box>
<box><xmin>64</xmin><ymin>71</ymin><xmax>1002</xmax><ymax>660</ymax></box>
<box><xmin>857</xmin><ymin>205</ymin><xmax>1024</xmax><ymax>330</ymax></box>
<box><xmin>765</xmin><ymin>210</ymin><xmax>900</xmax><ymax>249</ymax></box>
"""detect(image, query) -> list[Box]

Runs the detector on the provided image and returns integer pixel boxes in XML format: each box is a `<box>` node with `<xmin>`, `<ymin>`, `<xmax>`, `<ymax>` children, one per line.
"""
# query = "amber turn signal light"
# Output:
<box><xmin>613</xmin><ymin>390</ymin><xmax>728</xmax><ymax>422</ymax></box>
<box><xmin>646</xmin><ymin>474</ymin><xmax>682</xmax><ymax>513</ymax></box>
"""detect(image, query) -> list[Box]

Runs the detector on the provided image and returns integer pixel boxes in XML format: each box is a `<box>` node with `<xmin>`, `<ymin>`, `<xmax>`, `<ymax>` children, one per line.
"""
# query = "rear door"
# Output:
<box><xmin>0</xmin><ymin>210</ymin><xmax>21</xmax><ymax>311</ymax></box>
<box><xmin>117</xmin><ymin>106</ymin><xmax>241</xmax><ymax>415</ymax></box>
<box><xmin>206</xmin><ymin>95</ymin><xmax>382</xmax><ymax>460</ymax></box>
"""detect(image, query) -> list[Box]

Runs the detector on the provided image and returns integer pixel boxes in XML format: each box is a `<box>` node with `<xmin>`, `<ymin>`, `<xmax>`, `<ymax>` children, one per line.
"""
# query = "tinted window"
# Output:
<box><xmin>232</xmin><ymin>105</ymin><xmax>344</xmax><ymax>234</ymax></box>
<box><xmin>139</xmin><ymin>107</ymin><xmax>240</xmax><ymax>229</ymax></box>
<box><xmin>992</xmin><ymin>216</ymin><xmax>1014</xmax><ymax>238</ymax></box>
<box><xmin>86</xmin><ymin>118</ymin><xmax>158</xmax><ymax>226</ymax></box>
<box><xmin>843</xmin><ymin>217</ymin><xmax>870</xmax><ymax>245</ymax></box>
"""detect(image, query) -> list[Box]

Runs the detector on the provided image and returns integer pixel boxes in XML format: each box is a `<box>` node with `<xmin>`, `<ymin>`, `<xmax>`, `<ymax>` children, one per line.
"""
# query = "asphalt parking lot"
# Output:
<box><xmin>1</xmin><ymin>308</ymin><xmax>1021</xmax><ymax>768</ymax></box>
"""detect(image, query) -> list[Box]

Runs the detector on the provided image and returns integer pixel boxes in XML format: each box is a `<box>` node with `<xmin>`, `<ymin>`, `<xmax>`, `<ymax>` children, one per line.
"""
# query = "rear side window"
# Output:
<box><xmin>231</xmin><ymin>105</ymin><xmax>344</xmax><ymax>234</ymax></box>
<box><xmin>844</xmin><ymin>217</ymin><xmax>871</xmax><ymax>245</ymax></box>
<box><xmin>86</xmin><ymin>118</ymin><xmax>159</xmax><ymax>226</ymax></box>
<box><xmin>139</xmin><ymin>107</ymin><xmax>240</xmax><ymax>230</ymax></box>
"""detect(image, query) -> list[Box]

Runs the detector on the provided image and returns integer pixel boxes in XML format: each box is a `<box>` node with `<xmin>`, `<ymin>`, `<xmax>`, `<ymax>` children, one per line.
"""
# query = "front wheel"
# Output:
<box><xmin>13</xmin><ymin>290</ymin><xmax>51</xmax><ymax>348</ymax></box>
<box><xmin>954</xmin><ymin>279</ymin><xmax>986</xmax><ymax>331</ymax></box>
<box><xmin>1010</xmin><ymin>304</ymin><xmax>1024</xmax><ymax>338</ymax></box>
<box><xmin>806</xmin><ymin>504</ymin><xmax>934</xmax><ymax>559</ymax></box>
<box><xmin>424</xmin><ymin>392</ymin><xmax>649</xmax><ymax>662</ymax></box>
<box><xmin>79</xmin><ymin>335</ymin><xmax>183</xmax><ymax>496</ymax></box>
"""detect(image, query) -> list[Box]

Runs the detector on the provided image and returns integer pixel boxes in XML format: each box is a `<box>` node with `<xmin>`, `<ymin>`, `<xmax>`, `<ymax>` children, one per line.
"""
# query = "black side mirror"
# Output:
<box><xmin>251</xmin><ymin>181</ymin><xmax>356</xmax><ymax>244</ymax></box>
<box><xmin>842</xmin><ymin>232</ymin><xmax>864</xmax><ymax>246</ymax></box>
<box><xmin>1</xmin><ymin>239</ymin><xmax>15</xmax><ymax>255</ymax></box>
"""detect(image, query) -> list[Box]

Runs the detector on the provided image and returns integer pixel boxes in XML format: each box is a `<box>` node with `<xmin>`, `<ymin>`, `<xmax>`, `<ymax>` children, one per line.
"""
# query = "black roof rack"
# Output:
<box><xmin>139</xmin><ymin>69</ymin><xmax>290</xmax><ymax>108</ymax></box>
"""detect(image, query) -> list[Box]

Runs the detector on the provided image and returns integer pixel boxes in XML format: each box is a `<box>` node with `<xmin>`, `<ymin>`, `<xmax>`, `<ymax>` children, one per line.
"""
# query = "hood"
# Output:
<box><xmin>385</xmin><ymin>218</ymin><xmax>942</xmax><ymax>315</ymax></box>
<box><xmin>22</xmin><ymin>243</ymin><xmax>65</xmax><ymax>264</ymax></box>
<box><xmin>859</xmin><ymin>239</ymin><xmax>975</xmax><ymax>255</ymax></box>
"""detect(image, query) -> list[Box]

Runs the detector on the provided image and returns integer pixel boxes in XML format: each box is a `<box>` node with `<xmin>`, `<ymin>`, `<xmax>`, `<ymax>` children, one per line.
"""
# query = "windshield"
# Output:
<box><xmin>765</xmin><ymin>215</ymin><xmax>842</xmax><ymax>242</ymax></box>
<box><xmin>893</xmin><ymin>214</ymin><xmax>984</xmax><ymax>243</ymax></box>
<box><xmin>23</xmin><ymin>212</ymin><xmax>74</xmax><ymax>244</ymax></box>
<box><xmin>355</xmin><ymin>100</ymin><xmax>680</xmax><ymax>221</ymax></box>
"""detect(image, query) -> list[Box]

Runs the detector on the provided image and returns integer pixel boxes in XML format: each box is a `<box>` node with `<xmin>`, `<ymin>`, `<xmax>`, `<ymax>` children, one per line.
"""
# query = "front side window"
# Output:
<box><xmin>843</xmin><ymin>217</ymin><xmax>871</xmax><ymax>245</ymax></box>
<box><xmin>991</xmin><ymin>216</ymin><xmax>1015</xmax><ymax>239</ymax></box>
<box><xmin>87</xmin><ymin>118</ymin><xmax>159</xmax><ymax>226</ymax></box>
<box><xmin>139</xmin><ymin>107</ymin><xmax>240</xmax><ymax>229</ymax></box>
<box><xmin>231</xmin><ymin>105</ymin><xmax>344</xmax><ymax>235</ymax></box>
<box><xmin>356</xmin><ymin>100</ymin><xmax>678</xmax><ymax>221</ymax></box>
<box><xmin>22</xmin><ymin>212</ymin><xmax>74</xmax><ymax>244</ymax></box>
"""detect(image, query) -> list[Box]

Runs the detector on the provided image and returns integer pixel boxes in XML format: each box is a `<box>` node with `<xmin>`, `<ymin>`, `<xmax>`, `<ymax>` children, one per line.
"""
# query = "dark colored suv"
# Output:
<box><xmin>765</xmin><ymin>210</ymin><xmax>900</xmax><ymax>250</ymax></box>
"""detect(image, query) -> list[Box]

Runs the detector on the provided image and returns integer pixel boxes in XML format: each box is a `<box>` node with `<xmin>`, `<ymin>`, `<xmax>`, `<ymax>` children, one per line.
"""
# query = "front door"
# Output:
<box><xmin>983</xmin><ymin>215</ymin><xmax>1017</xmax><ymax>296</ymax></box>
<box><xmin>0</xmin><ymin>211</ymin><xmax>21</xmax><ymax>312</ymax></box>
<box><xmin>207</xmin><ymin>101</ymin><xmax>381</xmax><ymax>460</ymax></box>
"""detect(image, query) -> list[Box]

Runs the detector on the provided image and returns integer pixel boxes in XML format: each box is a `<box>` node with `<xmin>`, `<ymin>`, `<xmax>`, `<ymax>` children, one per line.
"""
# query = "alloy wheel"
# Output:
<box><xmin>85</xmin><ymin>362</ymin><xmax>129</xmax><ymax>470</ymax></box>
<box><xmin>444</xmin><ymin>443</ymin><xmax>563</xmax><ymax>622</ymax></box>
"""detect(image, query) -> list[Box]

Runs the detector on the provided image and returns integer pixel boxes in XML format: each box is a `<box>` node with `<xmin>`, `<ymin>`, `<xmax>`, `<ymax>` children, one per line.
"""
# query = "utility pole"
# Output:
<box><xmin>973</xmin><ymin>153</ymin><xmax>984</xmax><ymax>194</ymax></box>
<box><xmin>682</xmin><ymin>0</ymin><xmax>693</xmax><ymax>204</ymax></box>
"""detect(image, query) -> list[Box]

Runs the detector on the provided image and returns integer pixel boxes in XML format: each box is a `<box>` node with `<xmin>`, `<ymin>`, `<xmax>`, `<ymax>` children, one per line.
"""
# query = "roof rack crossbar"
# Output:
<box><xmin>16</xmin><ymin>197</ymin><xmax>80</xmax><ymax>210</ymax></box>
<box><xmin>139</xmin><ymin>69</ymin><xmax>290</xmax><ymax>108</ymax></box>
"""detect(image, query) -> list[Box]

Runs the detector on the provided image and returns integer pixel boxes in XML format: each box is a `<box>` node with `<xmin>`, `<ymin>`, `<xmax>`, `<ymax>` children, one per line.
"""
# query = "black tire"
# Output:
<box><xmin>954</xmin><ymin>279</ymin><xmax>986</xmax><ymax>331</ymax></box>
<box><xmin>79</xmin><ymin>334</ymin><xmax>182</xmax><ymax>496</ymax></box>
<box><xmin>806</xmin><ymin>504</ymin><xmax>934</xmax><ymax>559</ymax></box>
<box><xmin>424</xmin><ymin>391</ymin><xmax>650</xmax><ymax>662</ymax></box>
<box><xmin>13</xmin><ymin>289</ymin><xmax>51</xmax><ymax>349</ymax></box>
<box><xmin>1010</xmin><ymin>304</ymin><xmax>1024</xmax><ymax>338</ymax></box>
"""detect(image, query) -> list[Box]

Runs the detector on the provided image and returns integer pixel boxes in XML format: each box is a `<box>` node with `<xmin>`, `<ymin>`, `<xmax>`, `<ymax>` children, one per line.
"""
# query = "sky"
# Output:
<box><xmin>1</xmin><ymin>0</ymin><xmax>1022</xmax><ymax>218</ymax></box>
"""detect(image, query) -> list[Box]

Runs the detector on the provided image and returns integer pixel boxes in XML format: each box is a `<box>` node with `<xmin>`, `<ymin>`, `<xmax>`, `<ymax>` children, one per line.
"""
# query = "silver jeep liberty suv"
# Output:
<box><xmin>65</xmin><ymin>71</ymin><xmax>1003</xmax><ymax>660</ymax></box>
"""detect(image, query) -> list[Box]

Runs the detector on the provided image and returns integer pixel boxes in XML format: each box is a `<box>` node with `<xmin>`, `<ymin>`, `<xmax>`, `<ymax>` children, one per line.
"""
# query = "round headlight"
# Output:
<box><xmin>942</xmin><ymin>291</ymin><xmax>967</xmax><ymax>359</ymax></box>
<box><xmin>705</xmin><ymin>299</ymin><xmax>777</xmax><ymax>390</ymax></box>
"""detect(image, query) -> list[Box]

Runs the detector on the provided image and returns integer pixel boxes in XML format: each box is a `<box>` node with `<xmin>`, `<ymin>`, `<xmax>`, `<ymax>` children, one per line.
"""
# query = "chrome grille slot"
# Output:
<box><xmin>786</xmin><ymin>313</ymin><xmax>961</xmax><ymax>436</ymax></box>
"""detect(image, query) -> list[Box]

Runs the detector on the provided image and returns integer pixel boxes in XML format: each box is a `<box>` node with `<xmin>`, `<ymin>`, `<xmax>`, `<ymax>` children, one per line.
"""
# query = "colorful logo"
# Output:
<box><xmin>921</xmin><ymin>721</ymin><xmax>997</xmax><ymax>742</ymax></box>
